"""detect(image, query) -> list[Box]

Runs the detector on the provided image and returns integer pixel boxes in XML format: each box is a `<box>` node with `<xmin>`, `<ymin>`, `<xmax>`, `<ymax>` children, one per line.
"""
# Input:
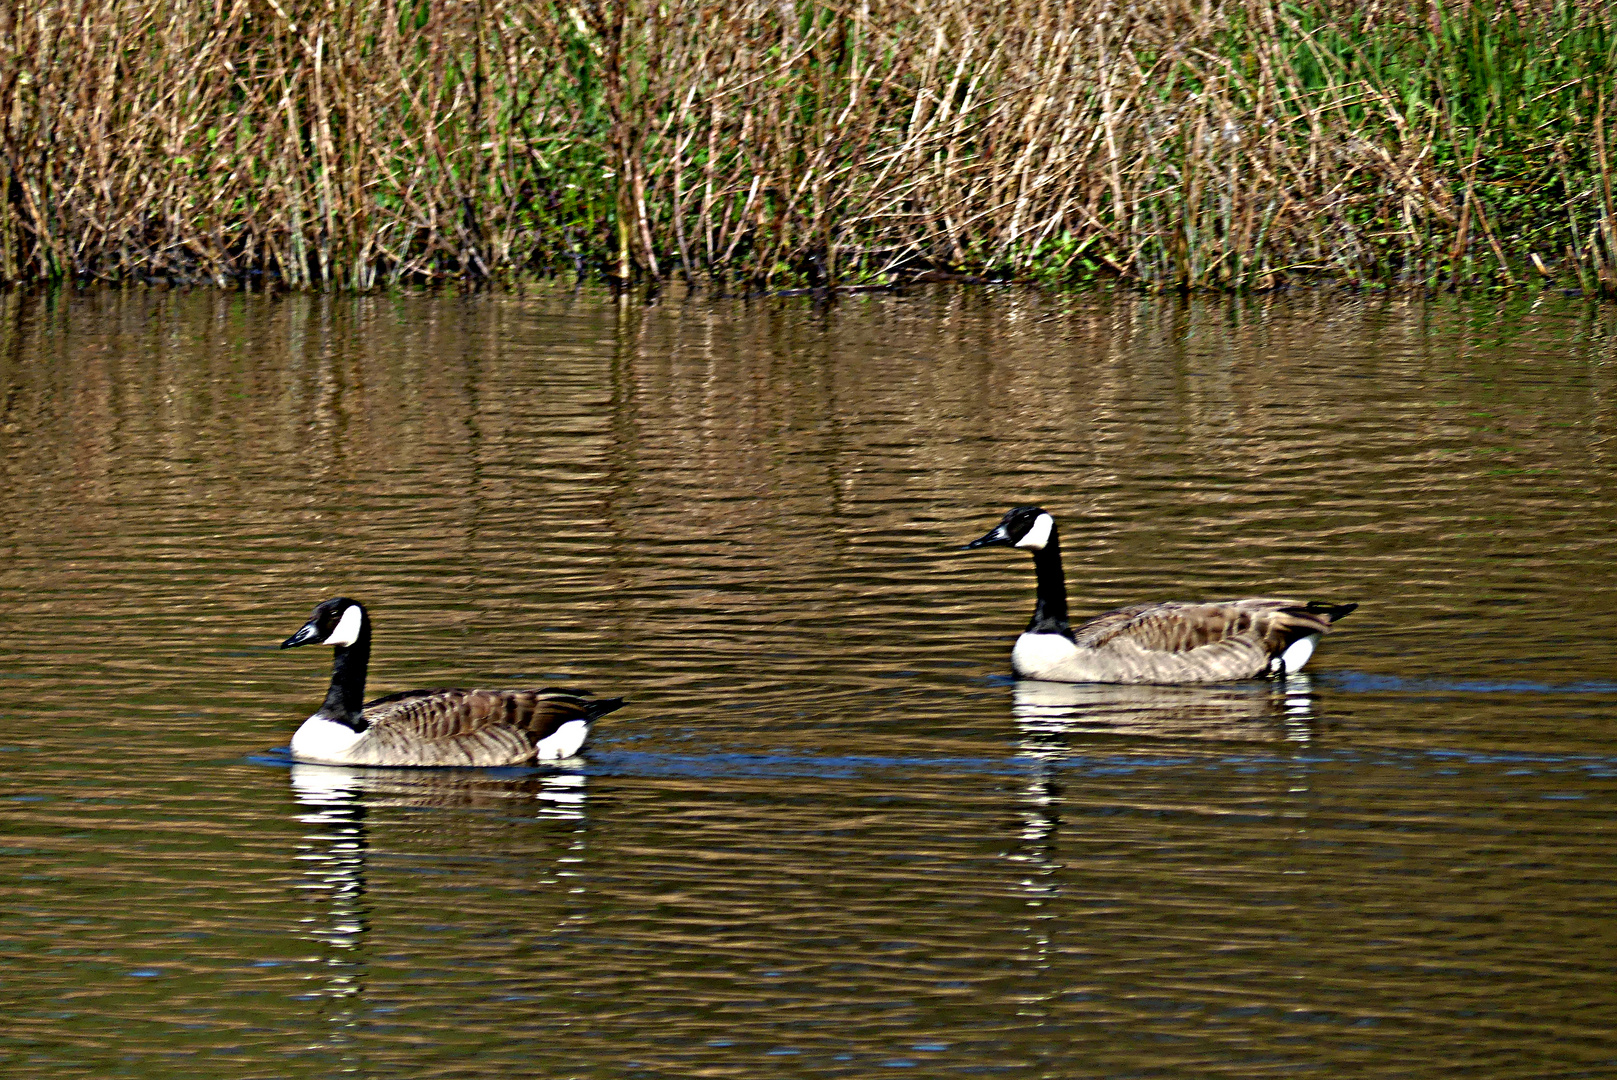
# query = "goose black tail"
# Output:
<box><xmin>583</xmin><ymin>696</ymin><xmax>627</xmax><ymax>721</ymax></box>
<box><xmin>1305</xmin><ymin>600</ymin><xmax>1358</xmax><ymax>622</ymax></box>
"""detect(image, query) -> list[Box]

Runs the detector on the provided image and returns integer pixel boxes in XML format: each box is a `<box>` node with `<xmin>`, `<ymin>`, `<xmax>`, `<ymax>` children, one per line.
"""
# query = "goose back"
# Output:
<box><xmin>1018</xmin><ymin>598</ymin><xmax>1349</xmax><ymax>684</ymax></box>
<box><xmin>337</xmin><ymin>688</ymin><xmax>616</xmax><ymax>767</ymax></box>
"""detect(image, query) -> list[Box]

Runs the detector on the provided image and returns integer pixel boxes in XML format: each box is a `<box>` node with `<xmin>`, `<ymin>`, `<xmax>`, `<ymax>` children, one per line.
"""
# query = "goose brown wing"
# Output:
<box><xmin>1074</xmin><ymin>599</ymin><xmax>1344</xmax><ymax>656</ymax></box>
<box><xmin>353</xmin><ymin>689</ymin><xmax>606</xmax><ymax>767</ymax></box>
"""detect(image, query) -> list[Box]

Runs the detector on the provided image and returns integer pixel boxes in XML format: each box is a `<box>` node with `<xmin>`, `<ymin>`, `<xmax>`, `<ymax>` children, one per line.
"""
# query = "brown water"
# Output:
<box><xmin>3</xmin><ymin>286</ymin><xmax>1617</xmax><ymax>1078</ymax></box>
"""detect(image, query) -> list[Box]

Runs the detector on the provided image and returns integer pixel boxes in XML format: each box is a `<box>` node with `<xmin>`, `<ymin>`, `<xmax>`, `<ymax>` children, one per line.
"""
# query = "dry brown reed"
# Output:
<box><xmin>0</xmin><ymin>0</ymin><xmax>1613</xmax><ymax>293</ymax></box>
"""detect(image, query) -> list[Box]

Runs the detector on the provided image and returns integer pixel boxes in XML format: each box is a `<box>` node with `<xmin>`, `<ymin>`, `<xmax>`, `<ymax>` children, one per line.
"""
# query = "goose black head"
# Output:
<box><xmin>965</xmin><ymin>506</ymin><xmax>1057</xmax><ymax>552</ymax></box>
<box><xmin>282</xmin><ymin>597</ymin><xmax>368</xmax><ymax>649</ymax></box>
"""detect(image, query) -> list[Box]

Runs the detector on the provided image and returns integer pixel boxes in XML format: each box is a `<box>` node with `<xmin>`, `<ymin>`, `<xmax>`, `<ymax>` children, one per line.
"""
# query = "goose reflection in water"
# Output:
<box><xmin>1012</xmin><ymin>674</ymin><xmax>1319</xmax><ymax>749</ymax></box>
<box><xmin>290</xmin><ymin>764</ymin><xmax>371</xmax><ymax>1048</ymax></box>
<box><xmin>290</xmin><ymin>762</ymin><xmax>591</xmax><ymax>819</ymax></box>
<box><xmin>1002</xmin><ymin>675</ymin><xmax>1321</xmax><ymax>1025</ymax></box>
<box><xmin>286</xmin><ymin>763</ymin><xmax>592</xmax><ymax>1050</ymax></box>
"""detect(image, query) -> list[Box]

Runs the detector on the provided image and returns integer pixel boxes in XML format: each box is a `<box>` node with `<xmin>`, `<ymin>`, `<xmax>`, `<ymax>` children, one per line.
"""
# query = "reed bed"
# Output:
<box><xmin>0</xmin><ymin>0</ymin><xmax>1613</xmax><ymax>293</ymax></box>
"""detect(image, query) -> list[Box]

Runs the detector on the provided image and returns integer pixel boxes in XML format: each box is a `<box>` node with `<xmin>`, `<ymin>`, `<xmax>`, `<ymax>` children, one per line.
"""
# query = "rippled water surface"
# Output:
<box><xmin>4</xmin><ymin>287</ymin><xmax>1617</xmax><ymax>1077</ymax></box>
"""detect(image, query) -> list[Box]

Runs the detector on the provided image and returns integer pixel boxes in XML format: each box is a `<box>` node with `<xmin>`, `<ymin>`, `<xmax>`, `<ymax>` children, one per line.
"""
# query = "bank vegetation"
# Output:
<box><xmin>0</xmin><ymin>0</ymin><xmax>1613</xmax><ymax>294</ymax></box>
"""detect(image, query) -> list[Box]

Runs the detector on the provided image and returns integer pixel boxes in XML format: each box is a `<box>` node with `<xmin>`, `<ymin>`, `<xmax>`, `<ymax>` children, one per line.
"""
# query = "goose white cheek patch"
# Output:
<box><xmin>324</xmin><ymin>605</ymin><xmax>363</xmax><ymax>647</ymax></box>
<box><xmin>1015</xmin><ymin>512</ymin><xmax>1055</xmax><ymax>550</ymax></box>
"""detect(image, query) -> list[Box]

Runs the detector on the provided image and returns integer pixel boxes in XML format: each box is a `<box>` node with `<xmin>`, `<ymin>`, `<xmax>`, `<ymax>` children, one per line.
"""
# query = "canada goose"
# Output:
<box><xmin>279</xmin><ymin>597</ymin><xmax>624</xmax><ymax>766</ymax></box>
<box><xmin>966</xmin><ymin>506</ymin><xmax>1356</xmax><ymax>684</ymax></box>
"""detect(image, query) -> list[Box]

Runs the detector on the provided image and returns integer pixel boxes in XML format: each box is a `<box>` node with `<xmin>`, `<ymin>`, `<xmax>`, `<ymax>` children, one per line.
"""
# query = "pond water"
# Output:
<box><xmin>3</xmin><ymin>285</ymin><xmax>1617</xmax><ymax>1077</ymax></box>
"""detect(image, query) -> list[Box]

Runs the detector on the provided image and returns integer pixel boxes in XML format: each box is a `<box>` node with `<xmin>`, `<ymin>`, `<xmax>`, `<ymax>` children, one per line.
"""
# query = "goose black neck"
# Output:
<box><xmin>1027</xmin><ymin>530</ymin><xmax>1073</xmax><ymax>639</ymax></box>
<box><xmin>320</xmin><ymin>629</ymin><xmax>372</xmax><ymax>732</ymax></box>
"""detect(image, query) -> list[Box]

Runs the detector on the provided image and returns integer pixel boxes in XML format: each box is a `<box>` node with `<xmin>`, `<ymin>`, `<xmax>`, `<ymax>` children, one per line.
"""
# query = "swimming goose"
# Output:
<box><xmin>280</xmin><ymin>597</ymin><xmax>624</xmax><ymax>766</ymax></box>
<box><xmin>967</xmin><ymin>506</ymin><xmax>1356</xmax><ymax>684</ymax></box>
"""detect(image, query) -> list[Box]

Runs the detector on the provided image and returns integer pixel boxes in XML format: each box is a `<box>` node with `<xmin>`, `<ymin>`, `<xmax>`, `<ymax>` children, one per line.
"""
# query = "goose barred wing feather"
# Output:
<box><xmin>350</xmin><ymin>689</ymin><xmax>606</xmax><ymax>767</ymax></box>
<box><xmin>1064</xmin><ymin>599</ymin><xmax>1354</xmax><ymax>683</ymax></box>
<box><xmin>1073</xmin><ymin>599</ymin><xmax>1328</xmax><ymax>652</ymax></box>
